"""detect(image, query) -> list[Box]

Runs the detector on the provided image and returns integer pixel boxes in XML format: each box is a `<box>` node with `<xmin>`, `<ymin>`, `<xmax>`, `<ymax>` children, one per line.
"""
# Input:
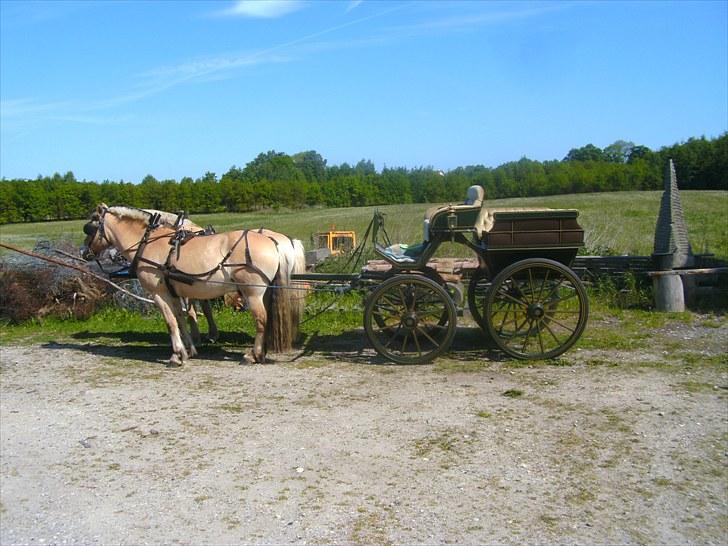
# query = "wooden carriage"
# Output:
<box><xmin>357</xmin><ymin>187</ymin><xmax>589</xmax><ymax>363</ymax></box>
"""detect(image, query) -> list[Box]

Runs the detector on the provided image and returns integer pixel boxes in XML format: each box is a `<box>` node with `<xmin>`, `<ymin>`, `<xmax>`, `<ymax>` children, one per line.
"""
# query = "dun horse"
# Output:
<box><xmin>142</xmin><ymin>210</ymin><xmax>305</xmax><ymax>346</ymax></box>
<box><xmin>82</xmin><ymin>204</ymin><xmax>301</xmax><ymax>366</ymax></box>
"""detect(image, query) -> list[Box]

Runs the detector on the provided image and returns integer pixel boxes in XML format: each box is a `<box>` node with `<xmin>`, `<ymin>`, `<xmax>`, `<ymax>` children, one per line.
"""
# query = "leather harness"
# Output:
<box><xmin>93</xmin><ymin>209</ymin><xmax>280</xmax><ymax>299</ymax></box>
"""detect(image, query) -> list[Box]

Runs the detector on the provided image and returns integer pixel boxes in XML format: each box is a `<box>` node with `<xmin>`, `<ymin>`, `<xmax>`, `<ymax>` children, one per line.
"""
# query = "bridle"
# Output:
<box><xmin>82</xmin><ymin>206</ymin><xmax>160</xmax><ymax>265</ymax></box>
<box><xmin>82</xmin><ymin>205</ymin><xmax>111</xmax><ymax>258</ymax></box>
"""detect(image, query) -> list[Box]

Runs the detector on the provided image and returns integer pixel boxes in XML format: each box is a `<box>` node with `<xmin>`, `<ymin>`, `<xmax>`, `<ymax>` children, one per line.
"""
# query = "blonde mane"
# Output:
<box><xmin>107</xmin><ymin>206</ymin><xmax>193</xmax><ymax>228</ymax></box>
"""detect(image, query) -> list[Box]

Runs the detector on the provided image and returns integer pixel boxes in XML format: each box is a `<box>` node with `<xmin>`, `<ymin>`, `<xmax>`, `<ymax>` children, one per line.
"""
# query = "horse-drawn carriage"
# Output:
<box><xmin>81</xmin><ymin>186</ymin><xmax>588</xmax><ymax>366</ymax></box>
<box><xmin>297</xmin><ymin>185</ymin><xmax>589</xmax><ymax>364</ymax></box>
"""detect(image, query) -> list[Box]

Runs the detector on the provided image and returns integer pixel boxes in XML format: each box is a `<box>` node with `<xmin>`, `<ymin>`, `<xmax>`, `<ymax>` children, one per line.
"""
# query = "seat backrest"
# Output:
<box><xmin>465</xmin><ymin>185</ymin><xmax>484</xmax><ymax>206</ymax></box>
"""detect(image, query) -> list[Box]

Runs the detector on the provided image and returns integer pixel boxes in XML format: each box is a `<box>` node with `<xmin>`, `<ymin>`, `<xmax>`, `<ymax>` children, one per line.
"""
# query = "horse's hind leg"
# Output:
<box><xmin>153</xmin><ymin>294</ymin><xmax>190</xmax><ymax>367</ymax></box>
<box><xmin>242</xmin><ymin>291</ymin><xmax>268</xmax><ymax>364</ymax></box>
<box><xmin>201</xmin><ymin>300</ymin><xmax>218</xmax><ymax>343</ymax></box>
<box><xmin>172</xmin><ymin>299</ymin><xmax>197</xmax><ymax>358</ymax></box>
<box><xmin>185</xmin><ymin>299</ymin><xmax>202</xmax><ymax>345</ymax></box>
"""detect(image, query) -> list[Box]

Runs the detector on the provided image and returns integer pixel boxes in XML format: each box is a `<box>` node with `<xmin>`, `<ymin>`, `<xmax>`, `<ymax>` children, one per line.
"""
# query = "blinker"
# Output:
<box><xmin>83</xmin><ymin>222</ymin><xmax>98</xmax><ymax>236</ymax></box>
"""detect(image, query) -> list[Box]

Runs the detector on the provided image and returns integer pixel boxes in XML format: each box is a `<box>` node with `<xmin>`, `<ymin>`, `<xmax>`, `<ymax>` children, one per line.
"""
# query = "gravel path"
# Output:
<box><xmin>1</xmin><ymin>325</ymin><xmax>727</xmax><ymax>545</ymax></box>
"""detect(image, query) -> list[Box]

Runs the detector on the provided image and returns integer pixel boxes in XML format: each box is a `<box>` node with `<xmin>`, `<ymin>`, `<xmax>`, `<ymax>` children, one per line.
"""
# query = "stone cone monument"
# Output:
<box><xmin>652</xmin><ymin>159</ymin><xmax>694</xmax><ymax>270</ymax></box>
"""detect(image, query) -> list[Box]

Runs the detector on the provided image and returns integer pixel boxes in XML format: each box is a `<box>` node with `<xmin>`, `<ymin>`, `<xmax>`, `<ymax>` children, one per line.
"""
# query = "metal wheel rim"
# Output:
<box><xmin>485</xmin><ymin>259</ymin><xmax>588</xmax><ymax>360</ymax></box>
<box><xmin>365</xmin><ymin>275</ymin><xmax>457</xmax><ymax>364</ymax></box>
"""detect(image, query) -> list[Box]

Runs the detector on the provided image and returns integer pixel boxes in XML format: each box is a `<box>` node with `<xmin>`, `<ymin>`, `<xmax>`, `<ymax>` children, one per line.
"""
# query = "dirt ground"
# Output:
<box><xmin>1</xmin><ymin>321</ymin><xmax>727</xmax><ymax>545</ymax></box>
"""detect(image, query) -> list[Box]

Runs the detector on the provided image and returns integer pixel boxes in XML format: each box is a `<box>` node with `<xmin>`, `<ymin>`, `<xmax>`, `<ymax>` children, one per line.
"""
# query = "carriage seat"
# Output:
<box><xmin>376</xmin><ymin>242</ymin><xmax>427</xmax><ymax>264</ymax></box>
<box><xmin>423</xmin><ymin>185</ymin><xmax>486</xmax><ymax>241</ymax></box>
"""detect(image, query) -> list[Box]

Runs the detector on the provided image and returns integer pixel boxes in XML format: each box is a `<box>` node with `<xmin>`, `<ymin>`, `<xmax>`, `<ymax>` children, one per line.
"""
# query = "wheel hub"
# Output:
<box><xmin>402</xmin><ymin>313</ymin><xmax>418</xmax><ymax>330</ymax></box>
<box><xmin>527</xmin><ymin>303</ymin><xmax>545</xmax><ymax>320</ymax></box>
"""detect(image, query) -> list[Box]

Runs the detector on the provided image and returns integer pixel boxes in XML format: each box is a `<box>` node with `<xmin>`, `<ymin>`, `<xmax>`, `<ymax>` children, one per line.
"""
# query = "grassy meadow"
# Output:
<box><xmin>1</xmin><ymin>191</ymin><xmax>726</xmax><ymax>260</ymax></box>
<box><xmin>1</xmin><ymin>190</ymin><xmax>726</xmax><ymax>351</ymax></box>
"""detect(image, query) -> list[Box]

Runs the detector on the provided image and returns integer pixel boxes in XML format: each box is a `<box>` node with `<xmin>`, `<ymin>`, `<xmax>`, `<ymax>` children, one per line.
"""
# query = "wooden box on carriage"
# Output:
<box><xmin>481</xmin><ymin>209</ymin><xmax>585</xmax><ymax>272</ymax></box>
<box><xmin>484</xmin><ymin>209</ymin><xmax>584</xmax><ymax>247</ymax></box>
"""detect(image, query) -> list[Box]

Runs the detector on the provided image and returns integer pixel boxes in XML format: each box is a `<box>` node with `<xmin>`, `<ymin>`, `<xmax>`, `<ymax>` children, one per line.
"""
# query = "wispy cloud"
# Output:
<box><xmin>7</xmin><ymin>2</ymin><xmax>535</xmax><ymax>129</ymax></box>
<box><xmin>0</xmin><ymin>49</ymin><xmax>290</xmax><ymax>128</ymax></box>
<box><xmin>217</xmin><ymin>0</ymin><xmax>305</xmax><ymax>19</ymax></box>
<box><xmin>0</xmin><ymin>1</ymin><xmax>403</xmax><ymax>129</ymax></box>
<box><xmin>0</xmin><ymin>98</ymin><xmax>71</xmax><ymax>119</ymax></box>
<box><xmin>346</xmin><ymin>1</ymin><xmax>364</xmax><ymax>13</ymax></box>
<box><xmin>384</xmin><ymin>4</ymin><xmax>564</xmax><ymax>36</ymax></box>
<box><xmin>135</xmin><ymin>51</ymin><xmax>289</xmax><ymax>90</ymax></box>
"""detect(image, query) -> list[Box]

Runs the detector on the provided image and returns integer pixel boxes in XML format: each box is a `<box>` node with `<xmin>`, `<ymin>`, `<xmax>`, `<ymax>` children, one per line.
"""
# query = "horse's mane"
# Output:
<box><xmin>107</xmin><ymin>206</ymin><xmax>196</xmax><ymax>228</ymax></box>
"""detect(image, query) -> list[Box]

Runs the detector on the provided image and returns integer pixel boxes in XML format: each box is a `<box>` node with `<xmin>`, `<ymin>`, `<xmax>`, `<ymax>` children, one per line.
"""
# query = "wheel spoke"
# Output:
<box><xmin>496</xmin><ymin>288</ymin><xmax>530</xmax><ymax>308</ymax></box>
<box><xmin>382</xmin><ymin>323</ymin><xmax>404</xmax><ymax>349</ymax></box>
<box><xmin>416</xmin><ymin>325</ymin><xmax>440</xmax><ymax>346</ymax></box>
<box><xmin>521</xmin><ymin>319</ymin><xmax>535</xmax><ymax>352</ymax></box>
<box><xmin>542</xmin><ymin>320</ymin><xmax>565</xmax><ymax>345</ymax></box>
<box><xmin>419</xmin><ymin>309</ymin><xmax>445</xmax><ymax>321</ymax></box>
<box><xmin>374</xmin><ymin>307</ymin><xmax>399</xmax><ymax>321</ymax></box>
<box><xmin>527</xmin><ymin>270</ymin><xmax>536</xmax><ymax>304</ymax></box>
<box><xmin>542</xmin><ymin>276</ymin><xmax>567</xmax><ymax>303</ymax></box>
<box><xmin>543</xmin><ymin>315</ymin><xmax>577</xmax><ymax>334</ymax></box>
<box><xmin>537</xmin><ymin>269</ymin><xmax>551</xmax><ymax>300</ymax></box>
<box><xmin>536</xmin><ymin>321</ymin><xmax>545</xmax><ymax>354</ymax></box>
<box><xmin>396</xmin><ymin>286</ymin><xmax>409</xmax><ymax>312</ymax></box>
<box><xmin>379</xmin><ymin>295</ymin><xmax>403</xmax><ymax>310</ymax></box>
<box><xmin>412</xmin><ymin>328</ymin><xmax>423</xmax><ymax>355</ymax></box>
<box><xmin>548</xmin><ymin>290</ymin><xmax>579</xmax><ymax>305</ymax></box>
<box><xmin>400</xmin><ymin>330</ymin><xmax>411</xmax><ymax>353</ymax></box>
<box><xmin>497</xmin><ymin>302</ymin><xmax>515</xmax><ymax>333</ymax></box>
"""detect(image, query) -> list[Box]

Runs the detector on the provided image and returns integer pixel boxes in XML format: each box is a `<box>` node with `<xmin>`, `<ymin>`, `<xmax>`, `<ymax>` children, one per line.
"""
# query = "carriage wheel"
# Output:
<box><xmin>467</xmin><ymin>268</ymin><xmax>490</xmax><ymax>331</ymax></box>
<box><xmin>372</xmin><ymin>269</ymin><xmax>452</xmax><ymax>331</ymax></box>
<box><xmin>364</xmin><ymin>274</ymin><xmax>457</xmax><ymax>364</ymax></box>
<box><xmin>484</xmin><ymin>259</ymin><xmax>588</xmax><ymax>360</ymax></box>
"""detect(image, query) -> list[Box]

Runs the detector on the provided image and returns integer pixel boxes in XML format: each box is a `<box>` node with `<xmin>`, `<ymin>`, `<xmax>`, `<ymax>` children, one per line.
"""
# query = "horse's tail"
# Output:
<box><xmin>291</xmin><ymin>238</ymin><xmax>306</xmax><ymax>323</ymax></box>
<box><xmin>291</xmin><ymin>238</ymin><xmax>306</xmax><ymax>276</ymax></box>
<box><xmin>265</xmin><ymin>242</ymin><xmax>299</xmax><ymax>353</ymax></box>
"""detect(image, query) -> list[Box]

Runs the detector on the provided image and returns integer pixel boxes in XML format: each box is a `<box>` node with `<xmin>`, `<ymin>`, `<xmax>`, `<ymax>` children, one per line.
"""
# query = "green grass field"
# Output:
<box><xmin>1</xmin><ymin>190</ymin><xmax>726</xmax><ymax>351</ymax></box>
<box><xmin>1</xmin><ymin>191</ymin><xmax>726</xmax><ymax>260</ymax></box>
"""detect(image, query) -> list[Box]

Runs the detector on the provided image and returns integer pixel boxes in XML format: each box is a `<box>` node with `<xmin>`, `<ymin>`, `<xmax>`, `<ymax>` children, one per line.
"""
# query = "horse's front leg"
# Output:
<box><xmin>243</xmin><ymin>293</ymin><xmax>268</xmax><ymax>364</ymax></box>
<box><xmin>153</xmin><ymin>294</ymin><xmax>190</xmax><ymax>367</ymax></box>
<box><xmin>201</xmin><ymin>300</ymin><xmax>218</xmax><ymax>343</ymax></box>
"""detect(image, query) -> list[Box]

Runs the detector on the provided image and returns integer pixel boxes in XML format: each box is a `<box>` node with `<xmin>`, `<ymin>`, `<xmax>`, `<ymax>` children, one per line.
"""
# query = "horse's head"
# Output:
<box><xmin>81</xmin><ymin>203</ymin><xmax>110</xmax><ymax>260</ymax></box>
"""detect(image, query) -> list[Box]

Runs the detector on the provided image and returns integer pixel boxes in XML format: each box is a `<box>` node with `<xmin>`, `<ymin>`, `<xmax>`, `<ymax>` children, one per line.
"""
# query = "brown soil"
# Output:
<box><xmin>1</xmin><ymin>323</ymin><xmax>727</xmax><ymax>545</ymax></box>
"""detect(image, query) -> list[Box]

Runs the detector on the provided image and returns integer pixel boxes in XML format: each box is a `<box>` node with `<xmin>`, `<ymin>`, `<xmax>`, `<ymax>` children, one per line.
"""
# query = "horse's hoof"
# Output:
<box><xmin>167</xmin><ymin>354</ymin><xmax>184</xmax><ymax>368</ymax></box>
<box><xmin>241</xmin><ymin>353</ymin><xmax>256</xmax><ymax>365</ymax></box>
<box><xmin>188</xmin><ymin>345</ymin><xmax>198</xmax><ymax>358</ymax></box>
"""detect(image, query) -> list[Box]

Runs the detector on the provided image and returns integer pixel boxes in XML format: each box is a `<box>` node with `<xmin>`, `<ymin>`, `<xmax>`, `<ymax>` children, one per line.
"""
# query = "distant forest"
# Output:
<box><xmin>1</xmin><ymin>134</ymin><xmax>725</xmax><ymax>224</ymax></box>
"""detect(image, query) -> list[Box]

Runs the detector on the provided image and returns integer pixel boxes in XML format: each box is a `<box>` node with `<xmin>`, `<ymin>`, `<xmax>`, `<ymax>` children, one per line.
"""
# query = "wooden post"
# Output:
<box><xmin>651</xmin><ymin>271</ymin><xmax>685</xmax><ymax>312</ymax></box>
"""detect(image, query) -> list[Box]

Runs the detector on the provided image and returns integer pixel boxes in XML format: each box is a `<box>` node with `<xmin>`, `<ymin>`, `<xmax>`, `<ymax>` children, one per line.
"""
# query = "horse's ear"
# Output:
<box><xmin>97</xmin><ymin>203</ymin><xmax>108</xmax><ymax>214</ymax></box>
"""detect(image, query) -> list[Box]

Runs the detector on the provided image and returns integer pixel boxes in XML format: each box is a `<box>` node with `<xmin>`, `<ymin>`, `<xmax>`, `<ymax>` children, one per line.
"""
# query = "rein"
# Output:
<box><xmin>0</xmin><ymin>242</ymin><xmax>155</xmax><ymax>304</ymax></box>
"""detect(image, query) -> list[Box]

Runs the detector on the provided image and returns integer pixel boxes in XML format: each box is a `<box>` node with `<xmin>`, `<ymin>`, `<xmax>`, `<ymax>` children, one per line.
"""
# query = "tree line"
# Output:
<box><xmin>1</xmin><ymin>134</ymin><xmax>725</xmax><ymax>224</ymax></box>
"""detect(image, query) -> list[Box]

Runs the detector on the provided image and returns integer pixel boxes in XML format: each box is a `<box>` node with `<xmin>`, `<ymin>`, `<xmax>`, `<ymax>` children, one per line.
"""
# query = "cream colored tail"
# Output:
<box><xmin>265</xmin><ymin>242</ymin><xmax>298</xmax><ymax>353</ymax></box>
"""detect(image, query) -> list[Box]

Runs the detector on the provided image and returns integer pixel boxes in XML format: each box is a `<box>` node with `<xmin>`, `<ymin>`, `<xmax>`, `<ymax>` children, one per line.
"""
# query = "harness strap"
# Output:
<box><xmin>161</xmin><ymin>229</ymin><xmax>276</xmax><ymax>292</ymax></box>
<box><xmin>128</xmin><ymin>214</ymin><xmax>162</xmax><ymax>278</ymax></box>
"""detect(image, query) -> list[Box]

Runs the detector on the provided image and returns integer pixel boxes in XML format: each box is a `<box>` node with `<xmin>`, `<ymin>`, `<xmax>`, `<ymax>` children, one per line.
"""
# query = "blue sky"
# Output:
<box><xmin>1</xmin><ymin>0</ymin><xmax>726</xmax><ymax>182</ymax></box>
